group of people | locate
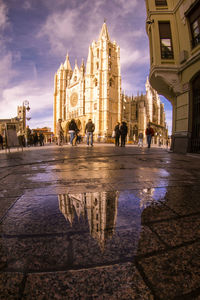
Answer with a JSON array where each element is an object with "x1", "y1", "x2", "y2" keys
[
  {"x1": 23, "y1": 127, "x2": 45, "y2": 147},
  {"x1": 113, "y1": 122, "x2": 155, "y2": 148},
  {"x1": 57, "y1": 118, "x2": 95, "y2": 147},
  {"x1": 113, "y1": 121, "x2": 128, "y2": 147},
  {"x1": 57, "y1": 118, "x2": 155, "y2": 149},
  {"x1": 0, "y1": 127, "x2": 45, "y2": 149}
]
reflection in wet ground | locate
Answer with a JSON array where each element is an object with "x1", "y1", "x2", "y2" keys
[
  {"x1": 0, "y1": 183, "x2": 200, "y2": 299},
  {"x1": 0, "y1": 147, "x2": 200, "y2": 299},
  {"x1": 0, "y1": 189, "x2": 168, "y2": 273}
]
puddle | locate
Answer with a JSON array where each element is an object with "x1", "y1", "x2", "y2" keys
[{"x1": 0, "y1": 188, "x2": 169, "y2": 272}]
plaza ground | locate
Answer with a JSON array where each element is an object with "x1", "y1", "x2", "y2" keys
[{"x1": 0, "y1": 143, "x2": 200, "y2": 299}]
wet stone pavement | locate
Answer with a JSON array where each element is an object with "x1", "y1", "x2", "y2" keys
[{"x1": 0, "y1": 144, "x2": 200, "y2": 300}]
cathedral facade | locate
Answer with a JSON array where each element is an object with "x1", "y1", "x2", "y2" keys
[
  {"x1": 54, "y1": 22, "x2": 167, "y2": 143},
  {"x1": 54, "y1": 22, "x2": 121, "y2": 140},
  {"x1": 122, "y1": 78, "x2": 168, "y2": 144}
]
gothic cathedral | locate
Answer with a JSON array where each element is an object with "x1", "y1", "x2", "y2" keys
[
  {"x1": 54, "y1": 22, "x2": 168, "y2": 144},
  {"x1": 54, "y1": 22, "x2": 121, "y2": 140}
]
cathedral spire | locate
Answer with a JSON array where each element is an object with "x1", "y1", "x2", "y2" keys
[
  {"x1": 98, "y1": 22, "x2": 110, "y2": 41},
  {"x1": 81, "y1": 58, "x2": 85, "y2": 68},
  {"x1": 64, "y1": 53, "x2": 72, "y2": 70},
  {"x1": 80, "y1": 58, "x2": 85, "y2": 75}
]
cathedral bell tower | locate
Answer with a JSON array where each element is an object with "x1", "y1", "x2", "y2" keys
[
  {"x1": 85, "y1": 22, "x2": 121, "y2": 138},
  {"x1": 54, "y1": 54, "x2": 72, "y2": 134}
]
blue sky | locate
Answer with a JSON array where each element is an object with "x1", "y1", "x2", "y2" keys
[{"x1": 0, "y1": 0, "x2": 172, "y2": 133}]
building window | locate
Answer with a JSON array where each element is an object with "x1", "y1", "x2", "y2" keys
[
  {"x1": 109, "y1": 61, "x2": 112, "y2": 71},
  {"x1": 109, "y1": 79, "x2": 112, "y2": 87},
  {"x1": 155, "y1": 0, "x2": 167, "y2": 6},
  {"x1": 96, "y1": 62, "x2": 99, "y2": 70},
  {"x1": 187, "y1": 2, "x2": 200, "y2": 48},
  {"x1": 109, "y1": 48, "x2": 111, "y2": 57},
  {"x1": 97, "y1": 48, "x2": 99, "y2": 58},
  {"x1": 159, "y1": 22, "x2": 174, "y2": 59},
  {"x1": 95, "y1": 78, "x2": 98, "y2": 86}
]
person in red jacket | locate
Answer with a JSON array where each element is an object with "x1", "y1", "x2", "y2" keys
[{"x1": 145, "y1": 124, "x2": 154, "y2": 148}]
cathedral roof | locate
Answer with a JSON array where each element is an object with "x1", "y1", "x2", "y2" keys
[{"x1": 98, "y1": 22, "x2": 110, "y2": 41}]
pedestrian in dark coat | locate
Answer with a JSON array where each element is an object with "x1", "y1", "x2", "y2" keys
[
  {"x1": 39, "y1": 132, "x2": 44, "y2": 146},
  {"x1": 120, "y1": 121, "x2": 128, "y2": 147},
  {"x1": 33, "y1": 132, "x2": 38, "y2": 146},
  {"x1": 145, "y1": 124, "x2": 154, "y2": 148},
  {"x1": 68, "y1": 119, "x2": 78, "y2": 146},
  {"x1": 85, "y1": 119, "x2": 95, "y2": 146},
  {"x1": 0, "y1": 134, "x2": 4, "y2": 149}
]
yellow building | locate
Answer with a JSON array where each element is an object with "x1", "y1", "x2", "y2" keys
[
  {"x1": 54, "y1": 22, "x2": 121, "y2": 141},
  {"x1": 145, "y1": 0, "x2": 200, "y2": 153}
]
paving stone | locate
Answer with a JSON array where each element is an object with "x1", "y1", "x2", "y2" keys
[
  {"x1": 22, "y1": 263, "x2": 153, "y2": 299},
  {"x1": 150, "y1": 214, "x2": 200, "y2": 247},
  {"x1": 0, "y1": 145, "x2": 200, "y2": 299},
  {"x1": 137, "y1": 241, "x2": 200, "y2": 299},
  {"x1": 0, "y1": 272, "x2": 24, "y2": 300}
]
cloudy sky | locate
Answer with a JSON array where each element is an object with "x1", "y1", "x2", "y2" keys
[{"x1": 0, "y1": 0, "x2": 172, "y2": 133}]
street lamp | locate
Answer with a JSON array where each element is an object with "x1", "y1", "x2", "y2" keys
[
  {"x1": 23, "y1": 100, "x2": 30, "y2": 113},
  {"x1": 23, "y1": 100, "x2": 31, "y2": 122}
]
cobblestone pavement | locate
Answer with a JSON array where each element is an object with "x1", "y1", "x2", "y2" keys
[{"x1": 0, "y1": 143, "x2": 200, "y2": 300}]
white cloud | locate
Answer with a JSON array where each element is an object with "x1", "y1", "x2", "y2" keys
[
  {"x1": 0, "y1": 52, "x2": 18, "y2": 88},
  {"x1": 116, "y1": 0, "x2": 138, "y2": 14},
  {"x1": 29, "y1": 116, "x2": 53, "y2": 130},
  {"x1": 38, "y1": 8, "x2": 81, "y2": 56},
  {"x1": 121, "y1": 48, "x2": 140, "y2": 66},
  {"x1": 37, "y1": 0, "x2": 144, "y2": 58},
  {"x1": 22, "y1": 1, "x2": 32, "y2": 10},
  {"x1": 0, "y1": 0, "x2": 8, "y2": 30}
]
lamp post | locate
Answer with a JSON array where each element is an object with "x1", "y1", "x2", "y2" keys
[{"x1": 22, "y1": 100, "x2": 31, "y2": 130}]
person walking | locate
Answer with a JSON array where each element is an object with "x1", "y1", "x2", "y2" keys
[
  {"x1": 145, "y1": 123, "x2": 154, "y2": 148},
  {"x1": 68, "y1": 119, "x2": 78, "y2": 146},
  {"x1": 33, "y1": 131, "x2": 39, "y2": 146},
  {"x1": 85, "y1": 119, "x2": 95, "y2": 146},
  {"x1": 39, "y1": 132, "x2": 45, "y2": 146},
  {"x1": 120, "y1": 121, "x2": 128, "y2": 147},
  {"x1": 138, "y1": 132, "x2": 144, "y2": 148},
  {"x1": 56, "y1": 119, "x2": 64, "y2": 146},
  {"x1": 0, "y1": 133, "x2": 4, "y2": 150},
  {"x1": 114, "y1": 122, "x2": 121, "y2": 146}
]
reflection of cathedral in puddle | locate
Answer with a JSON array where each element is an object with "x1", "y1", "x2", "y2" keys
[
  {"x1": 139, "y1": 188, "x2": 155, "y2": 209},
  {"x1": 58, "y1": 191, "x2": 118, "y2": 250}
]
